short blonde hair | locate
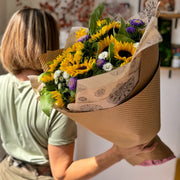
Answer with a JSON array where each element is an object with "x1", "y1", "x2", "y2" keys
[{"x1": 0, "y1": 8, "x2": 59, "y2": 74}]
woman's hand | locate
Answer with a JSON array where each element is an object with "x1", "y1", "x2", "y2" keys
[{"x1": 112, "y1": 141, "x2": 157, "y2": 160}]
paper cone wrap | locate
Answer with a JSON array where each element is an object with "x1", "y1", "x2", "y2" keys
[
  {"x1": 58, "y1": 63, "x2": 160, "y2": 148},
  {"x1": 56, "y1": 44, "x2": 174, "y2": 165}
]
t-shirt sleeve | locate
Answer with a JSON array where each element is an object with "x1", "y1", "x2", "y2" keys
[{"x1": 48, "y1": 109, "x2": 77, "y2": 146}]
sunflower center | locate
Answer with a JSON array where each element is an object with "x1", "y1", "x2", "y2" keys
[
  {"x1": 118, "y1": 50, "x2": 132, "y2": 58},
  {"x1": 77, "y1": 66, "x2": 87, "y2": 70},
  {"x1": 102, "y1": 46, "x2": 109, "y2": 52},
  {"x1": 108, "y1": 28, "x2": 119, "y2": 36}
]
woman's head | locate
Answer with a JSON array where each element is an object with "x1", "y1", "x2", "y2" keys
[{"x1": 0, "y1": 8, "x2": 59, "y2": 74}]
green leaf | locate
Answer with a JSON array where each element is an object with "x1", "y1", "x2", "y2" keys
[
  {"x1": 40, "y1": 88, "x2": 55, "y2": 117},
  {"x1": 118, "y1": 17, "x2": 127, "y2": 34},
  {"x1": 38, "y1": 73, "x2": 44, "y2": 82},
  {"x1": 109, "y1": 42, "x2": 114, "y2": 60},
  {"x1": 89, "y1": 3, "x2": 104, "y2": 35},
  {"x1": 92, "y1": 42, "x2": 99, "y2": 59},
  {"x1": 92, "y1": 63, "x2": 105, "y2": 75},
  {"x1": 70, "y1": 90, "x2": 76, "y2": 98},
  {"x1": 115, "y1": 34, "x2": 135, "y2": 43}
]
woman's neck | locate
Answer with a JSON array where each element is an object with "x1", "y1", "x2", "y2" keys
[{"x1": 15, "y1": 69, "x2": 40, "y2": 81}]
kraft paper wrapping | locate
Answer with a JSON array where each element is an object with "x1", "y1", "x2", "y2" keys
[
  {"x1": 175, "y1": 158, "x2": 180, "y2": 180},
  {"x1": 29, "y1": 4, "x2": 175, "y2": 165}
]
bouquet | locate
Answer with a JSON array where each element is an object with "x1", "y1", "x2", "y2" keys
[
  {"x1": 39, "y1": 2, "x2": 145, "y2": 115},
  {"x1": 30, "y1": 0, "x2": 175, "y2": 166}
]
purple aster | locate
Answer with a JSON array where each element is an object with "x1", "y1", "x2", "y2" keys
[
  {"x1": 68, "y1": 77, "x2": 77, "y2": 90},
  {"x1": 126, "y1": 26, "x2": 136, "y2": 34},
  {"x1": 77, "y1": 35, "x2": 90, "y2": 42},
  {"x1": 130, "y1": 19, "x2": 144, "y2": 27},
  {"x1": 96, "y1": 59, "x2": 106, "y2": 69}
]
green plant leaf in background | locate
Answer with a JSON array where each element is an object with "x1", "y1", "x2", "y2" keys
[{"x1": 89, "y1": 2, "x2": 104, "y2": 35}]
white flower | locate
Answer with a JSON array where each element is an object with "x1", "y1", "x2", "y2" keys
[
  {"x1": 58, "y1": 83, "x2": 62, "y2": 90},
  {"x1": 98, "y1": 51, "x2": 108, "y2": 60},
  {"x1": 63, "y1": 71, "x2": 70, "y2": 80},
  {"x1": 133, "y1": 42, "x2": 139, "y2": 48},
  {"x1": 53, "y1": 70, "x2": 61, "y2": 79},
  {"x1": 102, "y1": 63, "x2": 113, "y2": 72},
  {"x1": 54, "y1": 78, "x2": 58, "y2": 84},
  {"x1": 59, "y1": 76, "x2": 64, "y2": 82}
]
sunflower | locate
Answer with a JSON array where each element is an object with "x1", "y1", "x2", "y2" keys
[
  {"x1": 71, "y1": 41, "x2": 84, "y2": 51},
  {"x1": 62, "y1": 47, "x2": 73, "y2": 57},
  {"x1": 60, "y1": 57, "x2": 96, "y2": 77},
  {"x1": 98, "y1": 35, "x2": 116, "y2": 54},
  {"x1": 74, "y1": 58, "x2": 96, "y2": 77},
  {"x1": 61, "y1": 42, "x2": 84, "y2": 66},
  {"x1": 91, "y1": 21, "x2": 120, "y2": 41},
  {"x1": 113, "y1": 41, "x2": 136, "y2": 65},
  {"x1": 51, "y1": 91, "x2": 65, "y2": 108},
  {"x1": 63, "y1": 48, "x2": 83, "y2": 66},
  {"x1": 75, "y1": 28, "x2": 87, "y2": 41},
  {"x1": 40, "y1": 73, "x2": 54, "y2": 83},
  {"x1": 97, "y1": 19, "x2": 107, "y2": 27},
  {"x1": 48, "y1": 55, "x2": 63, "y2": 72}
]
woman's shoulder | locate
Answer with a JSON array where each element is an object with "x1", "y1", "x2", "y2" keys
[{"x1": 0, "y1": 73, "x2": 12, "y2": 82}]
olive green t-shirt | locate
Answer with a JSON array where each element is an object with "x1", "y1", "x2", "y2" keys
[{"x1": 0, "y1": 73, "x2": 77, "y2": 165}]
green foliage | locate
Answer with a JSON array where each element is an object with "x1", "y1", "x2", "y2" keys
[
  {"x1": 115, "y1": 34, "x2": 135, "y2": 43},
  {"x1": 108, "y1": 42, "x2": 114, "y2": 62},
  {"x1": 82, "y1": 41, "x2": 97, "y2": 61},
  {"x1": 92, "y1": 63, "x2": 105, "y2": 76},
  {"x1": 89, "y1": 3, "x2": 104, "y2": 35},
  {"x1": 40, "y1": 87, "x2": 55, "y2": 116},
  {"x1": 114, "y1": 18, "x2": 135, "y2": 43},
  {"x1": 118, "y1": 18, "x2": 128, "y2": 35}
]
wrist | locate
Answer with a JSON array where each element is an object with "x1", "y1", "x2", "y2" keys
[{"x1": 110, "y1": 145, "x2": 124, "y2": 161}]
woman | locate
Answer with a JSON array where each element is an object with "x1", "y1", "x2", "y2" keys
[{"x1": 0, "y1": 8, "x2": 156, "y2": 180}]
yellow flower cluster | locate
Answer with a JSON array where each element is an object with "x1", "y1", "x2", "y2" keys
[
  {"x1": 40, "y1": 40, "x2": 96, "y2": 84},
  {"x1": 40, "y1": 73, "x2": 54, "y2": 83},
  {"x1": 75, "y1": 28, "x2": 87, "y2": 41},
  {"x1": 48, "y1": 55, "x2": 63, "y2": 72},
  {"x1": 60, "y1": 57, "x2": 96, "y2": 77},
  {"x1": 91, "y1": 21, "x2": 121, "y2": 41},
  {"x1": 51, "y1": 91, "x2": 64, "y2": 108},
  {"x1": 97, "y1": 19, "x2": 107, "y2": 27}
]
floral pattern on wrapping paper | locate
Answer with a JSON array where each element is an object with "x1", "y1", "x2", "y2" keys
[
  {"x1": 80, "y1": 104, "x2": 103, "y2": 112},
  {"x1": 107, "y1": 76, "x2": 135, "y2": 105},
  {"x1": 132, "y1": 0, "x2": 159, "y2": 23},
  {"x1": 77, "y1": 84, "x2": 87, "y2": 92},
  {"x1": 78, "y1": 97, "x2": 87, "y2": 102},
  {"x1": 94, "y1": 88, "x2": 106, "y2": 97}
]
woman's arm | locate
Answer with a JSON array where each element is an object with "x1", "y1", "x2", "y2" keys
[{"x1": 48, "y1": 142, "x2": 156, "y2": 180}]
